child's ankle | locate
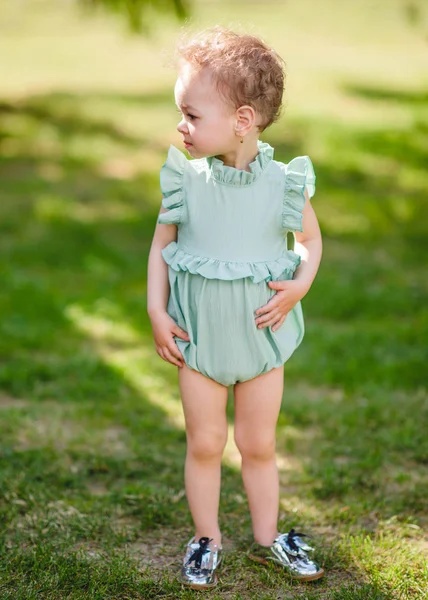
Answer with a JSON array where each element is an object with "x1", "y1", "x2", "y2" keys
[{"x1": 254, "y1": 532, "x2": 278, "y2": 546}]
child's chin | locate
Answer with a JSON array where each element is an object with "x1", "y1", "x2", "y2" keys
[
  {"x1": 186, "y1": 147, "x2": 209, "y2": 159},
  {"x1": 185, "y1": 146, "x2": 198, "y2": 157}
]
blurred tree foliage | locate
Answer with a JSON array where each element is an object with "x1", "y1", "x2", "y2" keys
[
  {"x1": 77, "y1": 1, "x2": 427, "y2": 39},
  {"x1": 404, "y1": 0, "x2": 428, "y2": 41},
  {"x1": 79, "y1": 0, "x2": 190, "y2": 32}
]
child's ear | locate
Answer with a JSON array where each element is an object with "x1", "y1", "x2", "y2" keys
[{"x1": 235, "y1": 105, "x2": 256, "y2": 136}]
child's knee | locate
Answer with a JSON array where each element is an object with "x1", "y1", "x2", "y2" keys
[
  {"x1": 235, "y1": 431, "x2": 276, "y2": 461},
  {"x1": 187, "y1": 428, "x2": 228, "y2": 461}
]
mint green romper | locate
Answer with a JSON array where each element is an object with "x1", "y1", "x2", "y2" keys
[{"x1": 158, "y1": 141, "x2": 316, "y2": 387}]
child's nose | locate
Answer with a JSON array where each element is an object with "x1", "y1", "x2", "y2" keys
[{"x1": 177, "y1": 118, "x2": 188, "y2": 135}]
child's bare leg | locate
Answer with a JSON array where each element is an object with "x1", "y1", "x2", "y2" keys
[
  {"x1": 234, "y1": 366, "x2": 284, "y2": 546},
  {"x1": 178, "y1": 364, "x2": 228, "y2": 548}
]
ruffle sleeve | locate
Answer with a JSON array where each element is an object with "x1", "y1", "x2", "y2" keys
[
  {"x1": 282, "y1": 156, "x2": 316, "y2": 232},
  {"x1": 157, "y1": 145, "x2": 187, "y2": 225}
]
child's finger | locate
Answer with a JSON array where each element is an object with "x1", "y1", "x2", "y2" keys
[
  {"x1": 168, "y1": 341, "x2": 185, "y2": 363},
  {"x1": 158, "y1": 347, "x2": 171, "y2": 362},
  {"x1": 173, "y1": 326, "x2": 190, "y2": 341},
  {"x1": 257, "y1": 313, "x2": 281, "y2": 329},
  {"x1": 268, "y1": 280, "x2": 290, "y2": 291},
  {"x1": 255, "y1": 297, "x2": 278, "y2": 316},
  {"x1": 272, "y1": 315, "x2": 287, "y2": 332},
  {"x1": 256, "y1": 308, "x2": 280, "y2": 325},
  {"x1": 163, "y1": 346, "x2": 183, "y2": 367}
]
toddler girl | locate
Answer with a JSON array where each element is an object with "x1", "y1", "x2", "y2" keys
[{"x1": 147, "y1": 27, "x2": 323, "y2": 589}]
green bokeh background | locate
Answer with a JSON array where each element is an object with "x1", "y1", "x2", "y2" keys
[{"x1": 0, "y1": 1, "x2": 427, "y2": 598}]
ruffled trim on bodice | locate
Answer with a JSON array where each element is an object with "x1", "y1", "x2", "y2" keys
[
  {"x1": 158, "y1": 141, "x2": 276, "y2": 224},
  {"x1": 161, "y1": 241, "x2": 301, "y2": 284},
  {"x1": 158, "y1": 145, "x2": 187, "y2": 225},
  {"x1": 283, "y1": 156, "x2": 316, "y2": 232},
  {"x1": 206, "y1": 141, "x2": 274, "y2": 187}
]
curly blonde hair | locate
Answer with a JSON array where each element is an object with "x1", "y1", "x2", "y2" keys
[{"x1": 176, "y1": 27, "x2": 285, "y2": 131}]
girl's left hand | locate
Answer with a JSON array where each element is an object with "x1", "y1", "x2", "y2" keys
[{"x1": 254, "y1": 280, "x2": 308, "y2": 332}]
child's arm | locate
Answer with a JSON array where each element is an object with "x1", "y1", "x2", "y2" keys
[
  {"x1": 291, "y1": 193, "x2": 323, "y2": 294},
  {"x1": 255, "y1": 192, "x2": 322, "y2": 332},
  {"x1": 147, "y1": 209, "x2": 190, "y2": 367}
]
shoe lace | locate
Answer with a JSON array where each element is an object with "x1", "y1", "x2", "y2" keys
[
  {"x1": 185, "y1": 537, "x2": 212, "y2": 568},
  {"x1": 286, "y1": 528, "x2": 311, "y2": 552}
]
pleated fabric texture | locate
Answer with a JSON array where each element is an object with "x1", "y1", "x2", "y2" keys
[{"x1": 158, "y1": 141, "x2": 316, "y2": 386}]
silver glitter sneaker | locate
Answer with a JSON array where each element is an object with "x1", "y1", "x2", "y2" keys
[
  {"x1": 283, "y1": 528, "x2": 315, "y2": 553},
  {"x1": 180, "y1": 536, "x2": 223, "y2": 589},
  {"x1": 248, "y1": 530, "x2": 324, "y2": 582}
]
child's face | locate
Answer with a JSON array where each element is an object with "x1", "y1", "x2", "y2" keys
[{"x1": 174, "y1": 63, "x2": 237, "y2": 158}]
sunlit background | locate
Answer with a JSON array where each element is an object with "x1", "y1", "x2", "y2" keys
[{"x1": 1, "y1": 1, "x2": 427, "y2": 598}]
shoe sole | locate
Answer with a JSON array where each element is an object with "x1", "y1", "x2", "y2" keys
[
  {"x1": 248, "y1": 554, "x2": 324, "y2": 582},
  {"x1": 181, "y1": 577, "x2": 217, "y2": 590}
]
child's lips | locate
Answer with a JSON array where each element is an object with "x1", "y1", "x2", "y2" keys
[{"x1": 184, "y1": 141, "x2": 193, "y2": 148}]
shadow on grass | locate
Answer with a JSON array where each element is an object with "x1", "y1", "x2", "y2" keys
[
  {"x1": 0, "y1": 88, "x2": 174, "y2": 150},
  {"x1": 342, "y1": 83, "x2": 428, "y2": 106},
  {"x1": 0, "y1": 86, "x2": 427, "y2": 598}
]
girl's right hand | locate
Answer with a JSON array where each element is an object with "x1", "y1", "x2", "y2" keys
[{"x1": 150, "y1": 311, "x2": 190, "y2": 368}]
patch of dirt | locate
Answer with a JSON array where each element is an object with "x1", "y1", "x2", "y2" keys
[
  {"x1": 112, "y1": 515, "x2": 140, "y2": 536},
  {"x1": 289, "y1": 383, "x2": 345, "y2": 403},
  {"x1": 69, "y1": 540, "x2": 106, "y2": 561},
  {"x1": 101, "y1": 425, "x2": 130, "y2": 454},
  {"x1": 124, "y1": 529, "x2": 193, "y2": 573},
  {"x1": 277, "y1": 454, "x2": 304, "y2": 474},
  {"x1": 86, "y1": 481, "x2": 109, "y2": 496},
  {"x1": 121, "y1": 528, "x2": 238, "y2": 575},
  {"x1": 127, "y1": 540, "x2": 177, "y2": 570},
  {"x1": 0, "y1": 394, "x2": 29, "y2": 409}
]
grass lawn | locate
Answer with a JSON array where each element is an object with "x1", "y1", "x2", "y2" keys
[{"x1": 0, "y1": 1, "x2": 427, "y2": 598}]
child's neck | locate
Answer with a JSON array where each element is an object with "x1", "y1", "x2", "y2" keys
[{"x1": 216, "y1": 139, "x2": 260, "y2": 172}]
